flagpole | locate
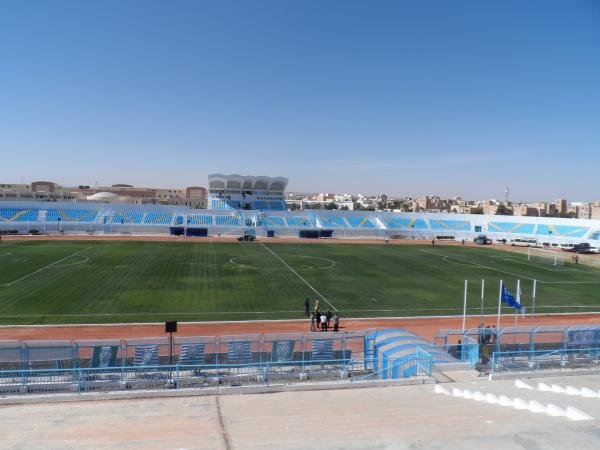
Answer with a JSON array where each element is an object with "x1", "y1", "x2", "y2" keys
[
  {"x1": 462, "y1": 279, "x2": 468, "y2": 332},
  {"x1": 480, "y1": 279, "x2": 485, "y2": 327},
  {"x1": 515, "y1": 279, "x2": 520, "y2": 327},
  {"x1": 496, "y1": 279, "x2": 503, "y2": 330},
  {"x1": 531, "y1": 279, "x2": 537, "y2": 317}
]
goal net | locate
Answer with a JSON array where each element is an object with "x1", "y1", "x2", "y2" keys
[{"x1": 527, "y1": 247, "x2": 566, "y2": 266}]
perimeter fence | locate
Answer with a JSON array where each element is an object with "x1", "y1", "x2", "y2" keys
[
  {"x1": 0, "y1": 330, "x2": 440, "y2": 395},
  {"x1": 489, "y1": 347, "x2": 600, "y2": 378},
  {"x1": 435, "y1": 324, "x2": 600, "y2": 377}
]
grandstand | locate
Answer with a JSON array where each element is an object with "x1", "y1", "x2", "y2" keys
[
  {"x1": 345, "y1": 214, "x2": 376, "y2": 228},
  {"x1": 429, "y1": 219, "x2": 471, "y2": 232},
  {"x1": 1, "y1": 169, "x2": 600, "y2": 249},
  {"x1": 45, "y1": 209, "x2": 99, "y2": 223},
  {"x1": 488, "y1": 221, "x2": 536, "y2": 234},
  {"x1": 0, "y1": 208, "x2": 39, "y2": 222},
  {"x1": 215, "y1": 214, "x2": 241, "y2": 226},
  {"x1": 111, "y1": 211, "x2": 144, "y2": 224},
  {"x1": 187, "y1": 214, "x2": 212, "y2": 226},
  {"x1": 257, "y1": 215, "x2": 287, "y2": 227},
  {"x1": 536, "y1": 224, "x2": 590, "y2": 238},
  {"x1": 1, "y1": 199, "x2": 600, "y2": 248},
  {"x1": 143, "y1": 212, "x2": 173, "y2": 225},
  {"x1": 318, "y1": 214, "x2": 348, "y2": 228},
  {"x1": 285, "y1": 215, "x2": 314, "y2": 227},
  {"x1": 381, "y1": 216, "x2": 428, "y2": 230},
  {"x1": 207, "y1": 174, "x2": 288, "y2": 211}
]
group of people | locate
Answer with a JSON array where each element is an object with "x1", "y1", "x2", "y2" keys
[
  {"x1": 305, "y1": 298, "x2": 340, "y2": 332},
  {"x1": 478, "y1": 324, "x2": 497, "y2": 345}
]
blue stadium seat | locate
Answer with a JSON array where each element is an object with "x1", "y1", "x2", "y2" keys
[
  {"x1": 487, "y1": 222, "x2": 535, "y2": 234},
  {"x1": 257, "y1": 216, "x2": 287, "y2": 227},
  {"x1": 144, "y1": 212, "x2": 173, "y2": 225},
  {"x1": 0, "y1": 209, "x2": 39, "y2": 222},
  {"x1": 536, "y1": 224, "x2": 589, "y2": 238},
  {"x1": 187, "y1": 214, "x2": 212, "y2": 225},
  {"x1": 268, "y1": 201, "x2": 286, "y2": 211},
  {"x1": 346, "y1": 216, "x2": 375, "y2": 228},
  {"x1": 286, "y1": 216, "x2": 313, "y2": 227},
  {"x1": 215, "y1": 215, "x2": 241, "y2": 226},
  {"x1": 46, "y1": 209, "x2": 98, "y2": 223},
  {"x1": 383, "y1": 217, "x2": 428, "y2": 229},
  {"x1": 254, "y1": 201, "x2": 269, "y2": 210},
  {"x1": 429, "y1": 219, "x2": 470, "y2": 231},
  {"x1": 211, "y1": 199, "x2": 238, "y2": 210},
  {"x1": 111, "y1": 211, "x2": 144, "y2": 224},
  {"x1": 319, "y1": 215, "x2": 347, "y2": 228}
]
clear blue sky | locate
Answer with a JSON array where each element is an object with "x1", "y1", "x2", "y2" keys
[{"x1": 1, "y1": 0, "x2": 599, "y2": 201}]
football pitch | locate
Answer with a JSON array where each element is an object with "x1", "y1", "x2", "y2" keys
[{"x1": 1, "y1": 240, "x2": 600, "y2": 325}]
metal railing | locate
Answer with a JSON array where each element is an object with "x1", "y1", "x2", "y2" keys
[
  {"x1": 0, "y1": 358, "x2": 371, "y2": 395},
  {"x1": 0, "y1": 355, "x2": 434, "y2": 396},
  {"x1": 490, "y1": 347, "x2": 600, "y2": 378}
]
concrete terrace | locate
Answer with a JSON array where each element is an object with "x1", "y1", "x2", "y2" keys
[{"x1": 2, "y1": 374, "x2": 600, "y2": 449}]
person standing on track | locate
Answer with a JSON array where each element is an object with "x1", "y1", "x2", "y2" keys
[
  {"x1": 333, "y1": 314, "x2": 339, "y2": 332},
  {"x1": 320, "y1": 313, "x2": 328, "y2": 331},
  {"x1": 314, "y1": 299, "x2": 320, "y2": 328},
  {"x1": 310, "y1": 312, "x2": 316, "y2": 332},
  {"x1": 304, "y1": 297, "x2": 310, "y2": 316}
]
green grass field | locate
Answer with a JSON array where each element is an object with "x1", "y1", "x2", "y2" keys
[{"x1": 1, "y1": 240, "x2": 600, "y2": 324}]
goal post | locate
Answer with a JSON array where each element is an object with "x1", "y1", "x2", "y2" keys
[{"x1": 527, "y1": 247, "x2": 564, "y2": 266}]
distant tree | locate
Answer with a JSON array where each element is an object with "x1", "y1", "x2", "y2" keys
[
  {"x1": 377, "y1": 194, "x2": 388, "y2": 210},
  {"x1": 495, "y1": 204, "x2": 513, "y2": 215},
  {"x1": 560, "y1": 211, "x2": 577, "y2": 218},
  {"x1": 326, "y1": 202, "x2": 338, "y2": 210},
  {"x1": 340, "y1": 205, "x2": 349, "y2": 210},
  {"x1": 359, "y1": 205, "x2": 376, "y2": 211}
]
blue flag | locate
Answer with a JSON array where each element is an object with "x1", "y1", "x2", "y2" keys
[{"x1": 501, "y1": 285, "x2": 522, "y2": 310}]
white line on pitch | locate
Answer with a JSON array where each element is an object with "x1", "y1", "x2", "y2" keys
[
  {"x1": 3, "y1": 246, "x2": 92, "y2": 287},
  {"x1": 421, "y1": 249, "x2": 542, "y2": 282},
  {"x1": 260, "y1": 242, "x2": 338, "y2": 311},
  {"x1": 0, "y1": 253, "x2": 12, "y2": 258}
]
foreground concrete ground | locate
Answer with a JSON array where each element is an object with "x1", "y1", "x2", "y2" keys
[{"x1": 2, "y1": 374, "x2": 600, "y2": 449}]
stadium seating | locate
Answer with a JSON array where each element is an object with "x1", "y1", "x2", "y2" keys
[
  {"x1": 257, "y1": 215, "x2": 287, "y2": 227},
  {"x1": 346, "y1": 216, "x2": 375, "y2": 228},
  {"x1": 536, "y1": 224, "x2": 589, "y2": 238},
  {"x1": 383, "y1": 217, "x2": 428, "y2": 229},
  {"x1": 253, "y1": 201, "x2": 269, "y2": 210},
  {"x1": 187, "y1": 214, "x2": 212, "y2": 225},
  {"x1": 319, "y1": 215, "x2": 348, "y2": 228},
  {"x1": 215, "y1": 215, "x2": 241, "y2": 226},
  {"x1": 0, "y1": 209, "x2": 39, "y2": 222},
  {"x1": 488, "y1": 222, "x2": 535, "y2": 234},
  {"x1": 211, "y1": 199, "x2": 239, "y2": 210},
  {"x1": 268, "y1": 201, "x2": 286, "y2": 211},
  {"x1": 286, "y1": 216, "x2": 313, "y2": 227},
  {"x1": 429, "y1": 219, "x2": 470, "y2": 231},
  {"x1": 111, "y1": 211, "x2": 144, "y2": 224},
  {"x1": 45, "y1": 209, "x2": 98, "y2": 223},
  {"x1": 144, "y1": 212, "x2": 173, "y2": 225}
]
